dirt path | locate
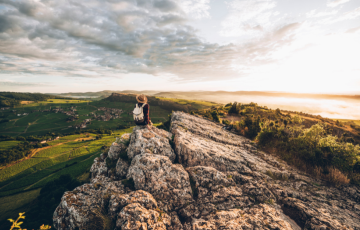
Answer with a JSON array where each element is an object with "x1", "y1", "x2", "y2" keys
[
  {"x1": 0, "y1": 143, "x2": 65, "y2": 171},
  {"x1": 0, "y1": 136, "x2": 94, "y2": 171},
  {"x1": 22, "y1": 119, "x2": 39, "y2": 134}
]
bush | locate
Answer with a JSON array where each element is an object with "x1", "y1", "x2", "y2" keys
[
  {"x1": 222, "y1": 120, "x2": 231, "y2": 126},
  {"x1": 325, "y1": 166, "x2": 350, "y2": 186},
  {"x1": 211, "y1": 111, "x2": 221, "y2": 123}
]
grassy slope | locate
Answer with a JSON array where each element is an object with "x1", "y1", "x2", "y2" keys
[
  {"x1": 1, "y1": 95, "x2": 218, "y2": 137},
  {"x1": 0, "y1": 128, "x2": 133, "y2": 225},
  {"x1": 336, "y1": 119, "x2": 360, "y2": 126},
  {"x1": 20, "y1": 99, "x2": 91, "y2": 107},
  {"x1": 0, "y1": 189, "x2": 41, "y2": 220},
  {"x1": 0, "y1": 141, "x2": 22, "y2": 150},
  {"x1": 155, "y1": 97, "x2": 220, "y2": 110}
]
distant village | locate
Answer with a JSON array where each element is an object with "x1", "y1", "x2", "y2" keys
[{"x1": 6, "y1": 106, "x2": 124, "y2": 129}]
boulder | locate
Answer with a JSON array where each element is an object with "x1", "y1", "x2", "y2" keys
[
  {"x1": 171, "y1": 111, "x2": 247, "y2": 147},
  {"x1": 127, "y1": 126, "x2": 176, "y2": 162},
  {"x1": 191, "y1": 204, "x2": 294, "y2": 230},
  {"x1": 172, "y1": 122, "x2": 288, "y2": 178},
  {"x1": 90, "y1": 157, "x2": 108, "y2": 179},
  {"x1": 107, "y1": 142, "x2": 125, "y2": 160},
  {"x1": 127, "y1": 153, "x2": 193, "y2": 212},
  {"x1": 115, "y1": 158, "x2": 130, "y2": 179},
  {"x1": 108, "y1": 133, "x2": 130, "y2": 160},
  {"x1": 53, "y1": 177, "x2": 124, "y2": 230},
  {"x1": 179, "y1": 166, "x2": 252, "y2": 219},
  {"x1": 116, "y1": 203, "x2": 171, "y2": 230},
  {"x1": 108, "y1": 190, "x2": 158, "y2": 219}
]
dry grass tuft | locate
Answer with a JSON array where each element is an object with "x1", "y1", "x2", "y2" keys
[
  {"x1": 326, "y1": 167, "x2": 350, "y2": 186},
  {"x1": 313, "y1": 166, "x2": 322, "y2": 179}
]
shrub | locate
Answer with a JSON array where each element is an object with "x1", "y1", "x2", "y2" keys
[
  {"x1": 8, "y1": 213, "x2": 51, "y2": 230},
  {"x1": 222, "y1": 120, "x2": 231, "y2": 125},
  {"x1": 326, "y1": 166, "x2": 350, "y2": 186},
  {"x1": 211, "y1": 111, "x2": 221, "y2": 123}
]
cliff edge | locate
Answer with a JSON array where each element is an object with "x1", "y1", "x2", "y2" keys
[{"x1": 53, "y1": 111, "x2": 360, "y2": 230}]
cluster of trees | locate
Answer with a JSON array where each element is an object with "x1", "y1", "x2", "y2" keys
[
  {"x1": 0, "y1": 142, "x2": 44, "y2": 165},
  {"x1": 0, "y1": 133, "x2": 61, "y2": 165},
  {"x1": 0, "y1": 92, "x2": 66, "y2": 108},
  {"x1": 192, "y1": 102, "x2": 360, "y2": 185},
  {"x1": 0, "y1": 134, "x2": 53, "y2": 142}
]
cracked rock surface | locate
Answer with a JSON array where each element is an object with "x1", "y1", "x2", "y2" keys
[
  {"x1": 54, "y1": 111, "x2": 360, "y2": 230},
  {"x1": 127, "y1": 126, "x2": 176, "y2": 162}
]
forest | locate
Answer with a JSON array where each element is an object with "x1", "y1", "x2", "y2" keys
[{"x1": 0, "y1": 92, "x2": 67, "y2": 107}]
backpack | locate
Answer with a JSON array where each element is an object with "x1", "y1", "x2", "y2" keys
[{"x1": 133, "y1": 103, "x2": 147, "y2": 125}]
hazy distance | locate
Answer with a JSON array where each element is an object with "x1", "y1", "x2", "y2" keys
[{"x1": 57, "y1": 90, "x2": 360, "y2": 120}]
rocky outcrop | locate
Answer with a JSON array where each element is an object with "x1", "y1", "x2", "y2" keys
[
  {"x1": 127, "y1": 126, "x2": 176, "y2": 162},
  {"x1": 90, "y1": 157, "x2": 108, "y2": 180},
  {"x1": 54, "y1": 111, "x2": 360, "y2": 230},
  {"x1": 53, "y1": 176, "x2": 124, "y2": 229},
  {"x1": 127, "y1": 153, "x2": 193, "y2": 212}
]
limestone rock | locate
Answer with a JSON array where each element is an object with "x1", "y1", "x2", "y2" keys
[
  {"x1": 116, "y1": 203, "x2": 171, "y2": 230},
  {"x1": 54, "y1": 112, "x2": 360, "y2": 230},
  {"x1": 116, "y1": 133, "x2": 131, "y2": 144},
  {"x1": 90, "y1": 157, "x2": 108, "y2": 179},
  {"x1": 107, "y1": 142, "x2": 125, "y2": 160},
  {"x1": 115, "y1": 158, "x2": 130, "y2": 179},
  {"x1": 107, "y1": 133, "x2": 131, "y2": 160},
  {"x1": 53, "y1": 178, "x2": 124, "y2": 230},
  {"x1": 127, "y1": 153, "x2": 193, "y2": 212},
  {"x1": 171, "y1": 111, "x2": 247, "y2": 146},
  {"x1": 185, "y1": 166, "x2": 251, "y2": 215},
  {"x1": 191, "y1": 204, "x2": 294, "y2": 229},
  {"x1": 108, "y1": 190, "x2": 158, "y2": 219},
  {"x1": 127, "y1": 126, "x2": 176, "y2": 162}
]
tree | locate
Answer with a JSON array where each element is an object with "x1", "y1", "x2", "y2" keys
[{"x1": 211, "y1": 111, "x2": 221, "y2": 123}]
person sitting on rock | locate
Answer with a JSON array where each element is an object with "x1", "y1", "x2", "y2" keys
[{"x1": 133, "y1": 94, "x2": 152, "y2": 130}]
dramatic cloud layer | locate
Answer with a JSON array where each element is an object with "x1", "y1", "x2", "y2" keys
[{"x1": 0, "y1": 0, "x2": 359, "y2": 93}]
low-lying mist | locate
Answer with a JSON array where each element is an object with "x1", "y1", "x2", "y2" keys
[{"x1": 192, "y1": 94, "x2": 360, "y2": 120}]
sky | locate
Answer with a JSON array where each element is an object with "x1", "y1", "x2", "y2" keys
[{"x1": 0, "y1": 0, "x2": 360, "y2": 94}]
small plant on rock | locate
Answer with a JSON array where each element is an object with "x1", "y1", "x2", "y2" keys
[{"x1": 8, "y1": 213, "x2": 51, "y2": 230}]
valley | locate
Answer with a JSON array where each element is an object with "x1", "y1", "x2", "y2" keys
[{"x1": 1, "y1": 91, "x2": 359, "y2": 229}]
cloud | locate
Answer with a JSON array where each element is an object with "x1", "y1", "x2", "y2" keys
[
  {"x1": 322, "y1": 6, "x2": 360, "y2": 24},
  {"x1": 220, "y1": 0, "x2": 278, "y2": 37},
  {"x1": 0, "y1": 0, "x2": 306, "y2": 83},
  {"x1": 306, "y1": 9, "x2": 338, "y2": 18},
  {"x1": 346, "y1": 26, "x2": 360, "y2": 33},
  {"x1": 0, "y1": 80, "x2": 51, "y2": 87},
  {"x1": 327, "y1": 0, "x2": 351, "y2": 8}
]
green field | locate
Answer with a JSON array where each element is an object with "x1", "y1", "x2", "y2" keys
[
  {"x1": 0, "y1": 128, "x2": 133, "y2": 227},
  {"x1": 336, "y1": 119, "x2": 360, "y2": 126},
  {"x1": 156, "y1": 97, "x2": 220, "y2": 110},
  {"x1": 0, "y1": 189, "x2": 41, "y2": 220},
  {"x1": 0, "y1": 141, "x2": 21, "y2": 150},
  {"x1": 0, "y1": 99, "x2": 171, "y2": 137},
  {"x1": 20, "y1": 99, "x2": 91, "y2": 107}
]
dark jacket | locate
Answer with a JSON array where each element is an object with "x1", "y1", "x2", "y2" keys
[{"x1": 136, "y1": 103, "x2": 150, "y2": 125}]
